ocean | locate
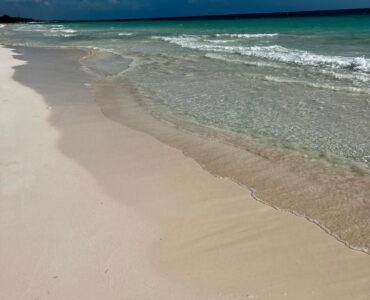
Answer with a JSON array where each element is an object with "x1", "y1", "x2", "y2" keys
[{"x1": 1, "y1": 14, "x2": 370, "y2": 252}]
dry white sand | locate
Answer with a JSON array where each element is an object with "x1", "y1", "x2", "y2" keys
[{"x1": 0, "y1": 45, "x2": 370, "y2": 300}]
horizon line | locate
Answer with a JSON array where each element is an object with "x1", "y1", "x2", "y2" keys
[{"x1": 52, "y1": 7, "x2": 370, "y2": 22}]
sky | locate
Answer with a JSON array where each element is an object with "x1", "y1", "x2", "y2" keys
[{"x1": 1, "y1": 0, "x2": 369, "y2": 20}]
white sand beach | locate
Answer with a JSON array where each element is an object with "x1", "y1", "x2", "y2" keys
[{"x1": 1, "y1": 45, "x2": 370, "y2": 300}]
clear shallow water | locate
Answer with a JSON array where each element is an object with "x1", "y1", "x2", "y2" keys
[{"x1": 2, "y1": 15, "x2": 369, "y2": 170}]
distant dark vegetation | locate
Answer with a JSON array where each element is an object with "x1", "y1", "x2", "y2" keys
[
  {"x1": 1, "y1": 7, "x2": 370, "y2": 24},
  {"x1": 0, "y1": 14, "x2": 35, "y2": 23},
  {"x1": 72, "y1": 8, "x2": 370, "y2": 22}
]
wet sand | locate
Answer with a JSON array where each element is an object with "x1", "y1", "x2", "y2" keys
[{"x1": 1, "y1": 45, "x2": 370, "y2": 299}]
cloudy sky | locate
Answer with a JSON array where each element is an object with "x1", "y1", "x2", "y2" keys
[{"x1": 1, "y1": 0, "x2": 369, "y2": 20}]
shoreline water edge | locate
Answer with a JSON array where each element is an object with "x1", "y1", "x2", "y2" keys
[
  {"x1": 1, "y1": 14, "x2": 369, "y2": 254},
  {"x1": 89, "y1": 56, "x2": 370, "y2": 254}
]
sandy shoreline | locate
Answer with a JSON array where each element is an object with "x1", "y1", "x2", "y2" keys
[{"x1": 1, "y1": 45, "x2": 370, "y2": 299}]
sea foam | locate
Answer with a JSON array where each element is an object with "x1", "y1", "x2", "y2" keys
[
  {"x1": 215, "y1": 33, "x2": 279, "y2": 38},
  {"x1": 154, "y1": 35, "x2": 370, "y2": 73}
]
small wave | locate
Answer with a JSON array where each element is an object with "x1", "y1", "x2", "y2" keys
[
  {"x1": 215, "y1": 33, "x2": 279, "y2": 38},
  {"x1": 320, "y1": 69, "x2": 369, "y2": 83},
  {"x1": 58, "y1": 29, "x2": 77, "y2": 34},
  {"x1": 204, "y1": 39, "x2": 236, "y2": 44},
  {"x1": 152, "y1": 35, "x2": 201, "y2": 44},
  {"x1": 152, "y1": 34, "x2": 207, "y2": 42},
  {"x1": 43, "y1": 32, "x2": 77, "y2": 38},
  {"x1": 14, "y1": 24, "x2": 78, "y2": 36},
  {"x1": 0, "y1": 24, "x2": 6, "y2": 29},
  {"x1": 240, "y1": 45, "x2": 370, "y2": 73},
  {"x1": 205, "y1": 53, "x2": 284, "y2": 69},
  {"x1": 154, "y1": 35, "x2": 370, "y2": 73},
  {"x1": 44, "y1": 33, "x2": 77, "y2": 38},
  {"x1": 14, "y1": 24, "x2": 48, "y2": 32},
  {"x1": 263, "y1": 75, "x2": 370, "y2": 94},
  {"x1": 118, "y1": 32, "x2": 134, "y2": 36},
  {"x1": 205, "y1": 53, "x2": 370, "y2": 93},
  {"x1": 49, "y1": 28, "x2": 77, "y2": 34}
]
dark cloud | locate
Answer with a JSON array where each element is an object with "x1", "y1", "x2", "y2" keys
[{"x1": 1, "y1": 0, "x2": 369, "y2": 20}]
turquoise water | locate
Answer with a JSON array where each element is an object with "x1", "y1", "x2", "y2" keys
[{"x1": 1, "y1": 15, "x2": 370, "y2": 169}]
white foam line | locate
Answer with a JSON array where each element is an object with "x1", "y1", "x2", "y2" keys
[
  {"x1": 154, "y1": 35, "x2": 370, "y2": 73},
  {"x1": 249, "y1": 188, "x2": 369, "y2": 255},
  {"x1": 215, "y1": 33, "x2": 279, "y2": 38},
  {"x1": 118, "y1": 33, "x2": 134, "y2": 36}
]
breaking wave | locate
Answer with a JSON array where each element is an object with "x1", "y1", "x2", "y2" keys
[
  {"x1": 118, "y1": 32, "x2": 134, "y2": 36},
  {"x1": 14, "y1": 24, "x2": 78, "y2": 37},
  {"x1": 215, "y1": 33, "x2": 279, "y2": 38},
  {"x1": 153, "y1": 35, "x2": 370, "y2": 73}
]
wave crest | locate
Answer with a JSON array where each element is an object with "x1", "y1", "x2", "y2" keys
[
  {"x1": 215, "y1": 33, "x2": 279, "y2": 38},
  {"x1": 153, "y1": 35, "x2": 370, "y2": 74}
]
